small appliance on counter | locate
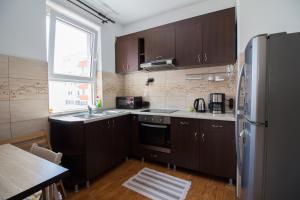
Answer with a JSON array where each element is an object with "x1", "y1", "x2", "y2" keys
[
  {"x1": 116, "y1": 96, "x2": 143, "y2": 109},
  {"x1": 193, "y1": 98, "x2": 206, "y2": 112},
  {"x1": 208, "y1": 93, "x2": 225, "y2": 114}
]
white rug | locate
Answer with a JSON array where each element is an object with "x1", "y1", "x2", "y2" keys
[{"x1": 123, "y1": 168, "x2": 191, "y2": 200}]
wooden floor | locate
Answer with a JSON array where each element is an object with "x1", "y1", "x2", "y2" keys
[{"x1": 67, "y1": 159, "x2": 236, "y2": 200}]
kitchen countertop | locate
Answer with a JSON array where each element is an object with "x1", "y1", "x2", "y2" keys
[{"x1": 49, "y1": 109, "x2": 235, "y2": 124}]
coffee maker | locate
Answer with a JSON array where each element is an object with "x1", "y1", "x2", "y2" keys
[{"x1": 208, "y1": 93, "x2": 225, "y2": 114}]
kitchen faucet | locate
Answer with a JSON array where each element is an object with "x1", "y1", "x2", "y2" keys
[{"x1": 88, "y1": 105, "x2": 93, "y2": 115}]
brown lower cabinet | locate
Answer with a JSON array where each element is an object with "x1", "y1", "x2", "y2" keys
[
  {"x1": 171, "y1": 118, "x2": 201, "y2": 171},
  {"x1": 171, "y1": 117, "x2": 236, "y2": 179},
  {"x1": 49, "y1": 115, "x2": 130, "y2": 187},
  {"x1": 199, "y1": 120, "x2": 236, "y2": 178},
  {"x1": 50, "y1": 114, "x2": 235, "y2": 188}
]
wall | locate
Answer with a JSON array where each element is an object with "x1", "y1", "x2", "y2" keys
[
  {"x1": 97, "y1": 65, "x2": 237, "y2": 111},
  {"x1": 100, "y1": 23, "x2": 123, "y2": 72},
  {"x1": 0, "y1": 1, "x2": 49, "y2": 140},
  {"x1": 122, "y1": 65, "x2": 237, "y2": 111},
  {"x1": 0, "y1": 0, "x2": 47, "y2": 61},
  {"x1": 122, "y1": 0, "x2": 236, "y2": 35},
  {"x1": 0, "y1": 55, "x2": 49, "y2": 140},
  {"x1": 237, "y1": 0, "x2": 300, "y2": 53}
]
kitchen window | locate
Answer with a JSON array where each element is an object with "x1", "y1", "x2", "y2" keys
[{"x1": 47, "y1": 10, "x2": 97, "y2": 113}]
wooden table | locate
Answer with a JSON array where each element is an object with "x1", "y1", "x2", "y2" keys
[{"x1": 0, "y1": 144, "x2": 68, "y2": 200}]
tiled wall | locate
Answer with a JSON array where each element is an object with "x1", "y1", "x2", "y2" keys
[
  {"x1": 0, "y1": 55, "x2": 48, "y2": 140},
  {"x1": 96, "y1": 71, "x2": 125, "y2": 109},
  {"x1": 98, "y1": 65, "x2": 237, "y2": 111}
]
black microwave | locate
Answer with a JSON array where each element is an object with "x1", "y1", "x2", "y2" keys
[{"x1": 116, "y1": 96, "x2": 143, "y2": 109}]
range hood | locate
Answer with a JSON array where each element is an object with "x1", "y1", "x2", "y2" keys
[{"x1": 140, "y1": 58, "x2": 176, "y2": 71}]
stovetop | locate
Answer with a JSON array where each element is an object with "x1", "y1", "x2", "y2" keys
[{"x1": 140, "y1": 109, "x2": 178, "y2": 114}]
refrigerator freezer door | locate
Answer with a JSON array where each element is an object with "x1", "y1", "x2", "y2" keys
[{"x1": 244, "y1": 35, "x2": 267, "y2": 125}]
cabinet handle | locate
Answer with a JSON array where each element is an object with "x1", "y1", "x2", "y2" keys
[
  {"x1": 194, "y1": 132, "x2": 198, "y2": 141},
  {"x1": 155, "y1": 56, "x2": 162, "y2": 59},
  {"x1": 127, "y1": 64, "x2": 129, "y2": 71},
  {"x1": 197, "y1": 54, "x2": 201, "y2": 63},
  {"x1": 211, "y1": 124, "x2": 223, "y2": 128},
  {"x1": 204, "y1": 53, "x2": 208, "y2": 63},
  {"x1": 112, "y1": 119, "x2": 115, "y2": 125},
  {"x1": 202, "y1": 133, "x2": 205, "y2": 143},
  {"x1": 180, "y1": 121, "x2": 189, "y2": 125}
]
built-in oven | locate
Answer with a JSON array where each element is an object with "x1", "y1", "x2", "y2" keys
[{"x1": 138, "y1": 115, "x2": 171, "y2": 154}]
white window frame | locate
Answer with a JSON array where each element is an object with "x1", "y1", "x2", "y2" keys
[{"x1": 47, "y1": 9, "x2": 98, "y2": 113}]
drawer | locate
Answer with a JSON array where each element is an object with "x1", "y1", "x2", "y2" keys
[
  {"x1": 204, "y1": 120, "x2": 234, "y2": 133},
  {"x1": 142, "y1": 149, "x2": 172, "y2": 164}
]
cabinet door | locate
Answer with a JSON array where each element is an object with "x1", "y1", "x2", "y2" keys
[
  {"x1": 202, "y1": 8, "x2": 236, "y2": 65},
  {"x1": 126, "y1": 36, "x2": 139, "y2": 72},
  {"x1": 99, "y1": 119, "x2": 114, "y2": 172},
  {"x1": 112, "y1": 115, "x2": 130, "y2": 165},
  {"x1": 171, "y1": 118, "x2": 200, "y2": 171},
  {"x1": 145, "y1": 26, "x2": 175, "y2": 62},
  {"x1": 175, "y1": 18, "x2": 202, "y2": 67},
  {"x1": 115, "y1": 37, "x2": 127, "y2": 73},
  {"x1": 85, "y1": 120, "x2": 111, "y2": 178},
  {"x1": 200, "y1": 120, "x2": 236, "y2": 178}
]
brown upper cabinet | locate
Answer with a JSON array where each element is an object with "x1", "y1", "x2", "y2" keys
[
  {"x1": 115, "y1": 35, "x2": 139, "y2": 73},
  {"x1": 201, "y1": 8, "x2": 236, "y2": 66},
  {"x1": 145, "y1": 26, "x2": 176, "y2": 62},
  {"x1": 115, "y1": 7, "x2": 236, "y2": 73},
  {"x1": 174, "y1": 17, "x2": 203, "y2": 66},
  {"x1": 175, "y1": 8, "x2": 236, "y2": 67}
]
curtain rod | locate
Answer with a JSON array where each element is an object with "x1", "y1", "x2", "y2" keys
[{"x1": 66, "y1": 0, "x2": 115, "y2": 24}]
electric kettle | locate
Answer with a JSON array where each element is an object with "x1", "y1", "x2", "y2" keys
[{"x1": 193, "y1": 98, "x2": 206, "y2": 113}]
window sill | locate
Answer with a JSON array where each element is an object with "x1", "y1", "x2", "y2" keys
[{"x1": 49, "y1": 109, "x2": 88, "y2": 116}]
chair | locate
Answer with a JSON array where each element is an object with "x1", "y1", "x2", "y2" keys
[
  {"x1": 0, "y1": 131, "x2": 51, "y2": 151},
  {"x1": 31, "y1": 143, "x2": 63, "y2": 200},
  {"x1": 0, "y1": 131, "x2": 67, "y2": 199}
]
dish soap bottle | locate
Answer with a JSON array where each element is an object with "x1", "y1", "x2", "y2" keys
[{"x1": 96, "y1": 96, "x2": 102, "y2": 109}]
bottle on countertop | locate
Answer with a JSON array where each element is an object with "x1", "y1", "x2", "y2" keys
[{"x1": 96, "y1": 96, "x2": 102, "y2": 109}]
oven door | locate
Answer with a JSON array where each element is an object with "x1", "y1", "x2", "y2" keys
[{"x1": 139, "y1": 123, "x2": 171, "y2": 153}]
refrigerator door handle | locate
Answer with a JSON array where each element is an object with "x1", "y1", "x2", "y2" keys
[
  {"x1": 235, "y1": 64, "x2": 245, "y2": 199},
  {"x1": 235, "y1": 64, "x2": 246, "y2": 173},
  {"x1": 236, "y1": 64, "x2": 246, "y2": 113}
]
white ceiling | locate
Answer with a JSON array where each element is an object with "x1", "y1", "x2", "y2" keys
[{"x1": 81, "y1": 0, "x2": 208, "y2": 24}]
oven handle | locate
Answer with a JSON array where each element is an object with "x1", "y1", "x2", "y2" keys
[{"x1": 141, "y1": 123, "x2": 168, "y2": 129}]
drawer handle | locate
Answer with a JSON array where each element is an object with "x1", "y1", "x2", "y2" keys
[
  {"x1": 212, "y1": 124, "x2": 223, "y2": 128},
  {"x1": 180, "y1": 121, "x2": 189, "y2": 125}
]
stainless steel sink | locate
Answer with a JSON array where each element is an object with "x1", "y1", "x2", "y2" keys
[
  {"x1": 103, "y1": 110, "x2": 124, "y2": 115},
  {"x1": 73, "y1": 110, "x2": 125, "y2": 120},
  {"x1": 73, "y1": 114, "x2": 102, "y2": 119},
  {"x1": 94, "y1": 110, "x2": 125, "y2": 115}
]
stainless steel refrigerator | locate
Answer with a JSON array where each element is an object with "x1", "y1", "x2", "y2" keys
[{"x1": 236, "y1": 32, "x2": 300, "y2": 200}]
